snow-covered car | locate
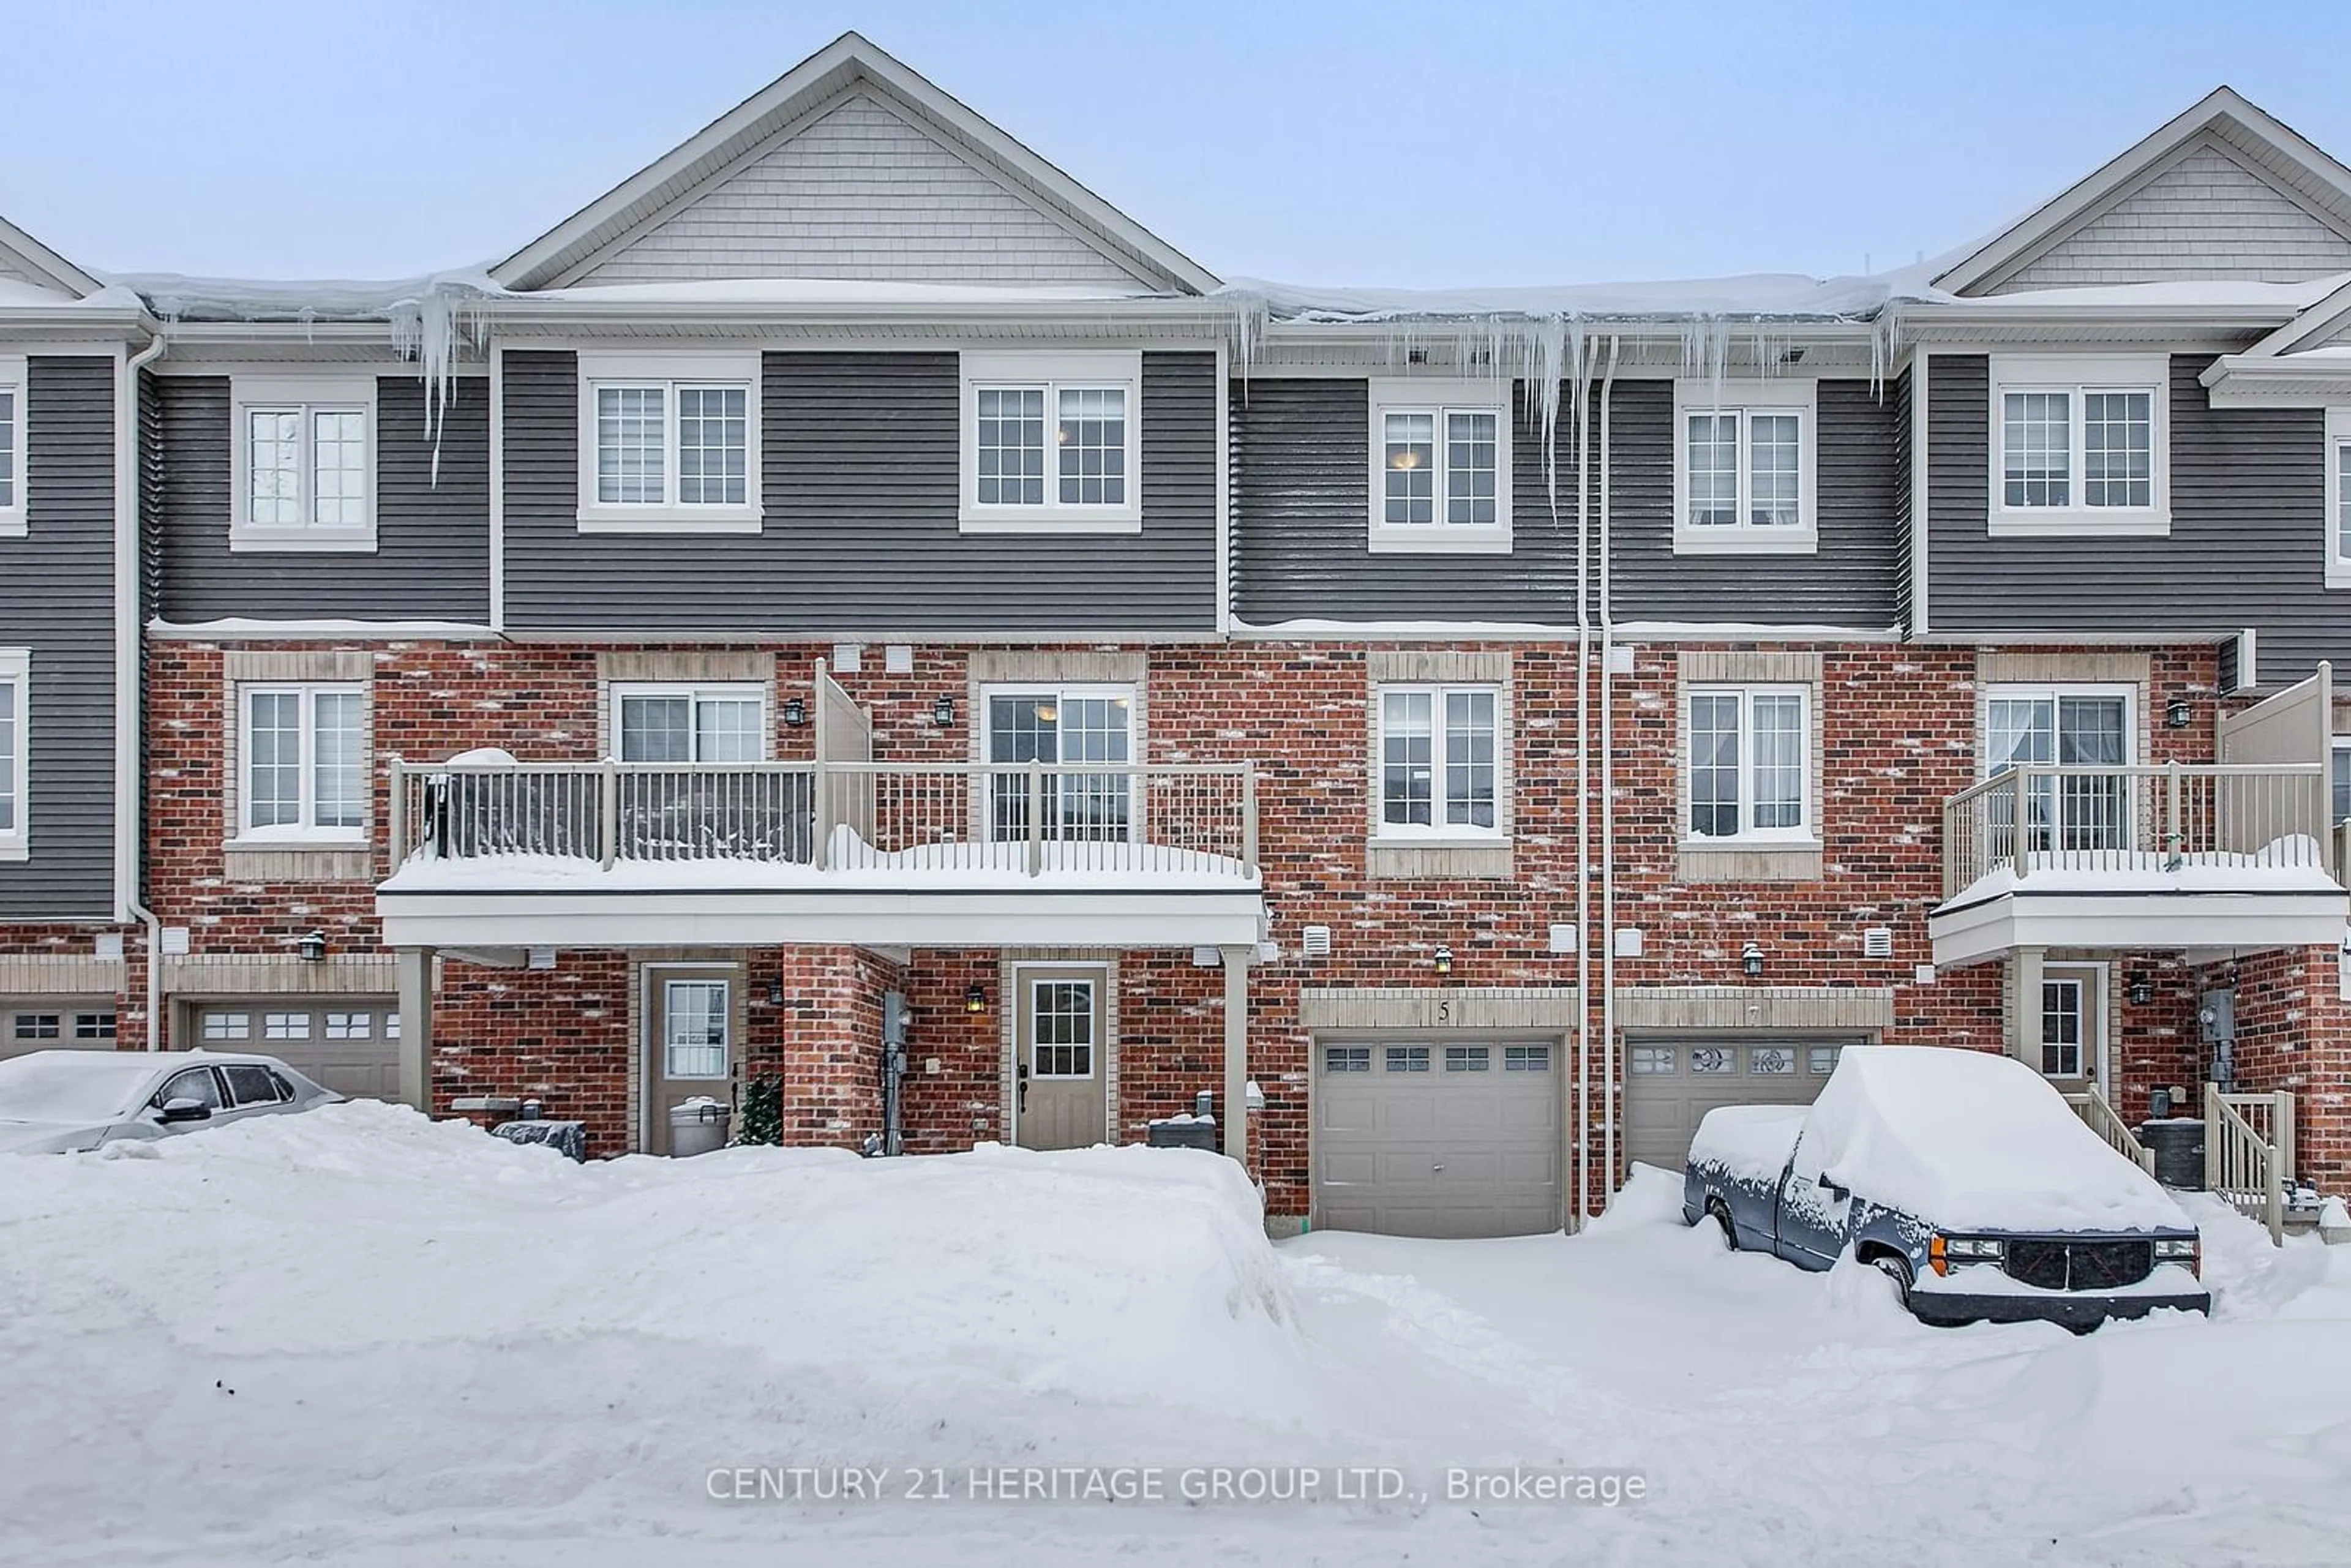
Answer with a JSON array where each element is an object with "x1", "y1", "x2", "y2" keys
[
  {"x1": 0, "y1": 1050, "x2": 340, "y2": 1155},
  {"x1": 1681, "y1": 1045, "x2": 2210, "y2": 1330}
]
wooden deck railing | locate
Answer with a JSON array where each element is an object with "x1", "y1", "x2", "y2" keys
[
  {"x1": 2064, "y1": 1084, "x2": 2154, "y2": 1175},
  {"x1": 2206, "y1": 1085, "x2": 2297, "y2": 1245}
]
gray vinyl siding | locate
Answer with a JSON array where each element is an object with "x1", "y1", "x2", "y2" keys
[
  {"x1": 1925, "y1": 354, "x2": 2345, "y2": 683},
  {"x1": 0, "y1": 356, "x2": 116, "y2": 920},
  {"x1": 1231, "y1": 378, "x2": 1897, "y2": 627},
  {"x1": 1890, "y1": 369, "x2": 1915, "y2": 632},
  {"x1": 152, "y1": 376, "x2": 490, "y2": 623},
  {"x1": 502, "y1": 350, "x2": 1216, "y2": 635}
]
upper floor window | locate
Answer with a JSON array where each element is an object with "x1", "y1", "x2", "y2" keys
[
  {"x1": 1673, "y1": 380, "x2": 1817, "y2": 553},
  {"x1": 576, "y1": 352, "x2": 761, "y2": 533},
  {"x1": 1684, "y1": 685, "x2": 1810, "y2": 842},
  {"x1": 239, "y1": 683, "x2": 366, "y2": 842},
  {"x1": 0, "y1": 356, "x2": 23, "y2": 536},
  {"x1": 2326, "y1": 409, "x2": 2351, "y2": 590},
  {"x1": 611, "y1": 685, "x2": 767, "y2": 763},
  {"x1": 1378, "y1": 685, "x2": 1501, "y2": 839},
  {"x1": 1988, "y1": 355, "x2": 2169, "y2": 536},
  {"x1": 229, "y1": 375, "x2": 377, "y2": 553},
  {"x1": 0, "y1": 648, "x2": 25, "y2": 861},
  {"x1": 983, "y1": 685, "x2": 1136, "y2": 841},
  {"x1": 959, "y1": 351, "x2": 1142, "y2": 534},
  {"x1": 1367, "y1": 380, "x2": 1512, "y2": 554}
]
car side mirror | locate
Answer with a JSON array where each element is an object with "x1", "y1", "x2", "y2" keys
[
  {"x1": 1817, "y1": 1172, "x2": 1850, "y2": 1202},
  {"x1": 157, "y1": 1097, "x2": 212, "y2": 1124}
]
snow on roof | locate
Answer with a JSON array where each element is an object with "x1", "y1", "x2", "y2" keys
[
  {"x1": 1940, "y1": 839, "x2": 2344, "y2": 910},
  {"x1": 1805, "y1": 1046, "x2": 2189, "y2": 1232},
  {"x1": 1964, "y1": 274, "x2": 2351, "y2": 310},
  {"x1": 1222, "y1": 269, "x2": 1946, "y2": 326},
  {"x1": 528, "y1": 277, "x2": 1176, "y2": 306}
]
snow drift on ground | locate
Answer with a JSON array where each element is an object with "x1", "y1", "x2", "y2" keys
[{"x1": 9, "y1": 1108, "x2": 2351, "y2": 1566}]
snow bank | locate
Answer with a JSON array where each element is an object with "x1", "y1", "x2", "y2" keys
[
  {"x1": 1687, "y1": 1106, "x2": 1808, "y2": 1184},
  {"x1": 1803, "y1": 1046, "x2": 2191, "y2": 1232}
]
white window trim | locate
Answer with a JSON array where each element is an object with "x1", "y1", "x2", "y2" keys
[
  {"x1": 1979, "y1": 683, "x2": 2140, "y2": 778},
  {"x1": 2326, "y1": 408, "x2": 2351, "y2": 589},
  {"x1": 1987, "y1": 353, "x2": 2170, "y2": 538},
  {"x1": 576, "y1": 351, "x2": 762, "y2": 533},
  {"x1": 0, "y1": 647, "x2": 27, "y2": 861},
  {"x1": 1374, "y1": 681, "x2": 1507, "y2": 844},
  {"x1": 1671, "y1": 378, "x2": 1818, "y2": 555},
  {"x1": 1366, "y1": 378, "x2": 1514, "y2": 555},
  {"x1": 0, "y1": 356, "x2": 26, "y2": 538},
  {"x1": 1680, "y1": 683, "x2": 1816, "y2": 846},
  {"x1": 234, "y1": 682, "x2": 368, "y2": 845},
  {"x1": 608, "y1": 683, "x2": 773, "y2": 763},
  {"x1": 228, "y1": 374, "x2": 379, "y2": 553},
  {"x1": 958, "y1": 350, "x2": 1143, "y2": 534},
  {"x1": 2330, "y1": 736, "x2": 2350, "y2": 826}
]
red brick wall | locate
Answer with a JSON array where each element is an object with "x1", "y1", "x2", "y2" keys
[{"x1": 0, "y1": 923, "x2": 151, "y2": 1050}]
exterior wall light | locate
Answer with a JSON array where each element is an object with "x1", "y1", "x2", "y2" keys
[
  {"x1": 1741, "y1": 942, "x2": 1764, "y2": 978},
  {"x1": 2128, "y1": 972, "x2": 2156, "y2": 1006},
  {"x1": 2164, "y1": 698, "x2": 2194, "y2": 729},
  {"x1": 1433, "y1": 945, "x2": 1453, "y2": 975},
  {"x1": 964, "y1": 985, "x2": 987, "y2": 1014},
  {"x1": 297, "y1": 930, "x2": 328, "y2": 964},
  {"x1": 933, "y1": 696, "x2": 956, "y2": 727},
  {"x1": 782, "y1": 697, "x2": 807, "y2": 727}
]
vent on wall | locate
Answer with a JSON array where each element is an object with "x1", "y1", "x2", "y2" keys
[
  {"x1": 1300, "y1": 925, "x2": 1332, "y2": 959},
  {"x1": 1862, "y1": 927, "x2": 1895, "y2": 959}
]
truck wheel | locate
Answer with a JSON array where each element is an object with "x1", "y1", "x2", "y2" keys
[
  {"x1": 1867, "y1": 1251, "x2": 1913, "y2": 1310},
  {"x1": 1706, "y1": 1198, "x2": 1738, "y2": 1251}
]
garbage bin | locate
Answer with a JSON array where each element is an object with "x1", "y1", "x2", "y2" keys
[
  {"x1": 669, "y1": 1096, "x2": 732, "y2": 1157},
  {"x1": 2138, "y1": 1118, "x2": 2205, "y2": 1190},
  {"x1": 1146, "y1": 1114, "x2": 1218, "y2": 1151}
]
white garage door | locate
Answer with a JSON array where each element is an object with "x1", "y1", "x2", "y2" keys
[
  {"x1": 191, "y1": 1000, "x2": 400, "y2": 1100},
  {"x1": 4, "y1": 1001, "x2": 120, "y2": 1060},
  {"x1": 1314, "y1": 1038, "x2": 1561, "y2": 1239},
  {"x1": 1622, "y1": 1038, "x2": 1850, "y2": 1174}
]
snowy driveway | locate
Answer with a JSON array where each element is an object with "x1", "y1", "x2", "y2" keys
[{"x1": 4, "y1": 1105, "x2": 2350, "y2": 1567}]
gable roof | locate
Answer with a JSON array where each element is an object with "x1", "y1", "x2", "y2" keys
[
  {"x1": 1933, "y1": 87, "x2": 2351, "y2": 297},
  {"x1": 2232, "y1": 271, "x2": 2351, "y2": 359},
  {"x1": 493, "y1": 31, "x2": 1218, "y2": 296},
  {"x1": 0, "y1": 212, "x2": 104, "y2": 299}
]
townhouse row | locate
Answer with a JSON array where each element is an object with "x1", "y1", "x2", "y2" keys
[{"x1": 4, "y1": 34, "x2": 2350, "y2": 1234}]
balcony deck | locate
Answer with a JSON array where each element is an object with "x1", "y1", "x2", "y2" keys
[
  {"x1": 373, "y1": 757, "x2": 1264, "y2": 951},
  {"x1": 1930, "y1": 762, "x2": 2348, "y2": 967}
]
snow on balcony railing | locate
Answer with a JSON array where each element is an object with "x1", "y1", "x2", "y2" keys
[
  {"x1": 1940, "y1": 762, "x2": 2339, "y2": 904},
  {"x1": 384, "y1": 757, "x2": 1258, "y2": 888}
]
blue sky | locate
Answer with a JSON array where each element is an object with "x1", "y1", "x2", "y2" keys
[{"x1": 4, "y1": 1, "x2": 2349, "y2": 287}]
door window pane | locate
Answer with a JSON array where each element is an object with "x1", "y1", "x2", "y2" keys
[
  {"x1": 662, "y1": 980, "x2": 731, "y2": 1079},
  {"x1": 2041, "y1": 981, "x2": 2085, "y2": 1076},
  {"x1": 1029, "y1": 980, "x2": 1095, "y2": 1078},
  {"x1": 987, "y1": 689, "x2": 1134, "y2": 842}
]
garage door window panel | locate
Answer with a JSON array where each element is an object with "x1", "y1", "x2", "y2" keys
[
  {"x1": 1386, "y1": 1046, "x2": 1431, "y2": 1073},
  {"x1": 1324, "y1": 1046, "x2": 1370, "y2": 1073},
  {"x1": 1445, "y1": 1045, "x2": 1490, "y2": 1073},
  {"x1": 1505, "y1": 1045, "x2": 1551, "y2": 1071}
]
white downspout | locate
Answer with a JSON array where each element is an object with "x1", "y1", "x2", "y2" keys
[
  {"x1": 1570, "y1": 340, "x2": 1592, "y2": 1232},
  {"x1": 1597, "y1": 337, "x2": 1621, "y2": 1205},
  {"x1": 116, "y1": 331, "x2": 168, "y2": 1047}
]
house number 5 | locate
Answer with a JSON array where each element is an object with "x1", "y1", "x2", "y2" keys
[{"x1": 1435, "y1": 1000, "x2": 1452, "y2": 1023}]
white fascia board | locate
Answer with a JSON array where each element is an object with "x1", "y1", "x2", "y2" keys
[
  {"x1": 376, "y1": 888, "x2": 1267, "y2": 951},
  {"x1": 0, "y1": 216, "x2": 105, "y2": 298},
  {"x1": 1929, "y1": 889, "x2": 2351, "y2": 969}
]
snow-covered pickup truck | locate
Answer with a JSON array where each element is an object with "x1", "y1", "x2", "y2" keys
[{"x1": 1681, "y1": 1045, "x2": 2210, "y2": 1330}]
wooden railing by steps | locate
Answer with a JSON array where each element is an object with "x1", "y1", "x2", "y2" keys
[
  {"x1": 2207, "y1": 1086, "x2": 2296, "y2": 1246},
  {"x1": 2064, "y1": 1084, "x2": 2154, "y2": 1176}
]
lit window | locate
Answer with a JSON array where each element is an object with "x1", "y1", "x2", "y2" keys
[
  {"x1": 577, "y1": 353, "x2": 760, "y2": 531},
  {"x1": 1673, "y1": 381, "x2": 1816, "y2": 551},
  {"x1": 1379, "y1": 685, "x2": 1501, "y2": 839},
  {"x1": 230, "y1": 377, "x2": 375, "y2": 550},
  {"x1": 984, "y1": 686, "x2": 1136, "y2": 843},
  {"x1": 612, "y1": 685, "x2": 767, "y2": 763},
  {"x1": 1686, "y1": 686, "x2": 1809, "y2": 841},
  {"x1": 1989, "y1": 356, "x2": 2169, "y2": 534},
  {"x1": 960, "y1": 352, "x2": 1141, "y2": 531},
  {"x1": 239, "y1": 685, "x2": 367, "y2": 840},
  {"x1": 1367, "y1": 380, "x2": 1512, "y2": 552},
  {"x1": 0, "y1": 648, "x2": 24, "y2": 860}
]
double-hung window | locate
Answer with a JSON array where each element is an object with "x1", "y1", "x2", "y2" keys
[
  {"x1": 612, "y1": 686, "x2": 767, "y2": 763},
  {"x1": 1684, "y1": 685, "x2": 1809, "y2": 842},
  {"x1": 239, "y1": 684, "x2": 366, "y2": 842},
  {"x1": 1983, "y1": 686, "x2": 2134, "y2": 853},
  {"x1": 984, "y1": 686, "x2": 1136, "y2": 842},
  {"x1": 0, "y1": 356, "x2": 24, "y2": 537},
  {"x1": 1673, "y1": 380, "x2": 1817, "y2": 553},
  {"x1": 1989, "y1": 356, "x2": 2169, "y2": 535},
  {"x1": 0, "y1": 648, "x2": 26, "y2": 860},
  {"x1": 1378, "y1": 685, "x2": 1501, "y2": 839},
  {"x1": 229, "y1": 376, "x2": 376, "y2": 552},
  {"x1": 960, "y1": 351, "x2": 1142, "y2": 533},
  {"x1": 577, "y1": 353, "x2": 760, "y2": 532},
  {"x1": 1367, "y1": 380, "x2": 1512, "y2": 553}
]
